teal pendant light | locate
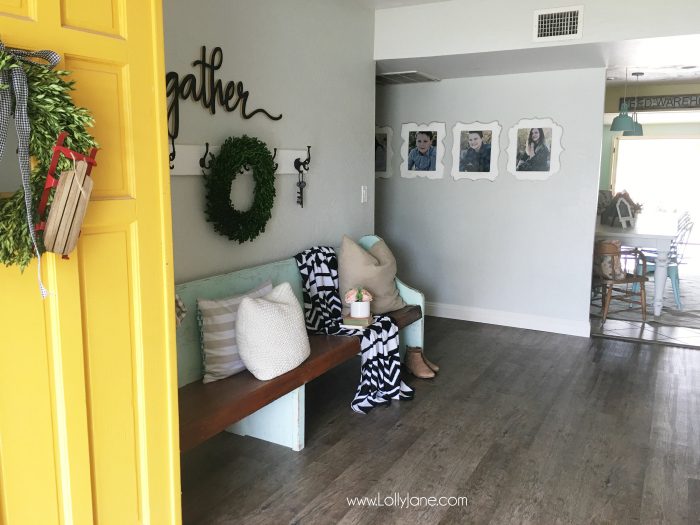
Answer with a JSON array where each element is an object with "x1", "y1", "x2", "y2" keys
[
  {"x1": 610, "y1": 68, "x2": 635, "y2": 132},
  {"x1": 623, "y1": 72, "x2": 644, "y2": 136},
  {"x1": 623, "y1": 120, "x2": 643, "y2": 136},
  {"x1": 611, "y1": 102, "x2": 635, "y2": 131}
]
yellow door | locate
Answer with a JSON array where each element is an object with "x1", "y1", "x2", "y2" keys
[{"x1": 0, "y1": 1, "x2": 180, "y2": 524}]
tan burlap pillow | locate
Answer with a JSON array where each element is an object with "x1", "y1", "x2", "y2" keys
[
  {"x1": 338, "y1": 236, "x2": 406, "y2": 315},
  {"x1": 593, "y1": 240, "x2": 625, "y2": 280}
]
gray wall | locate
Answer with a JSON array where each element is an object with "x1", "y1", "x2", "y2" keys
[
  {"x1": 163, "y1": 0, "x2": 375, "y2": 282},
  {"x1": 376, "y1": 68, "x2": 606, "y2": 336}
]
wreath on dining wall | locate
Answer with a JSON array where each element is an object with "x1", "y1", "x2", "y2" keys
[
  {"x1": 203, "y1": 135, "x2": 276, "y2": 243},
  {"x1": 0, "y1": 48, "x2": 97, "y2": 269}
]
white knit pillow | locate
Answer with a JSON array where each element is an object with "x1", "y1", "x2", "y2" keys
[
  {"x1": 197, "y1": 281, "x2": 273, "y2": 383},
  {"x1": 236, "y1": 282, "x2": 311, "y2": 381}
]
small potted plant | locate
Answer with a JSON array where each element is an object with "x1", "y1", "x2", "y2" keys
[{"x1": 344, "y1": 287, "x2": 373, "y2": 318}]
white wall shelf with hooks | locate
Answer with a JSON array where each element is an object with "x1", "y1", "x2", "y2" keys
[{"x1": 169, "y1": 145, "x2": 308, "y2": 176}]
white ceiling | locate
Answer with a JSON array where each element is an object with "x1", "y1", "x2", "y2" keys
[
  {"x1": 364, "y1": 0, "x2": 449, "y2": 8},
  {"x1": 606, "y1": 65, "x2": 700, "y2": 85},
  {"x1": 375, "y1": 34, "x2": 700, "y2": 86},
  {"x1": 365, "y1": 1, "x2": 700, "y2": 85}
]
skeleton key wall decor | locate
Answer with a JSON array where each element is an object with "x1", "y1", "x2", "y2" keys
[{"x1": 293, "y1": 146, "x2": 311, "y2": 208}]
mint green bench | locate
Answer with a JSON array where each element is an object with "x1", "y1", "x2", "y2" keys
[{"x1": 176, "y1": 236, "x2": 424, "y2": 452}]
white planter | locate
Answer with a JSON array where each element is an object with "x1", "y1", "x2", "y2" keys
[{"x1": 350, "y1": 301, "x2": 370, "y2": 318}]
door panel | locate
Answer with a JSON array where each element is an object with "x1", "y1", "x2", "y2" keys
[
  {"x1": 0, "y1": 265, "x2": 60, "y2": 525},
  {"x1": 0, "y1": 0, "x2": 34, "y2": 19},
  {"x1": 60, "y1": 0, "x2": 124, "y2": 37},
  {"x1": 65, "y1": 57, "x2": 131, "y2": 197},
  {"x1": 42, "y1": 254, "x2": 94, "y2": 525},
  {"x1": 0, "y1": 1, "x2": 179, "y2": 523},
  {"x1": 79, "y1": 229, "x2": 140, "y2": 524}
]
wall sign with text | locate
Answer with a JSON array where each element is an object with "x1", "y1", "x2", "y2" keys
[
  {"x1": 165, "y1": 45, "x2": 282, "y2": 144},
  {"x1": 619, "y1": 94, "x2": 700, "y2": 112}
]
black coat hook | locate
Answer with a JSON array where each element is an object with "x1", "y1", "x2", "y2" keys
[
  {"x1": 293, "y1": 146, "x2": 311, "y2": 175},
  {"x1": 271, "y1": 148, "x2": 279, "y2": 171},
  {"x1": 169, "y1": 136, "x2": 176, "y2": 169},
  {"x1": 199, "y1": 142, "x2": 214, "y2": 170}
]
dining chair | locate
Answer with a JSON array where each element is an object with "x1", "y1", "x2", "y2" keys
[
  {"x1": 592, "y1": 240, "x2": 648, "y2": 324},
  {"x1": 636, "y1": 219, "x2": 694, "y2": 309}
]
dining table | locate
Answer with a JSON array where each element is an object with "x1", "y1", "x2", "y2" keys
[{"x1": 595, "y1": 212, "x2": 677, "y2": 316}]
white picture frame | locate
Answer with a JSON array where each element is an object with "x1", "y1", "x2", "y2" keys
[
  {"x1": 400, "y1": 122, "x2": 446, "y2": 179},
  {"x1": 375, "y1": 126, "x2": 393, "y2": 178},
  {"x1": 506, "y1": 117, "x2": 563, "y2": 180},
  {"x1": 451, "y1": 121, "x2": 501, "y2": 181}
]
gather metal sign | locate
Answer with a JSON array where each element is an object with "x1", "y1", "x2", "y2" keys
[{"x1": 166, "y1": 46, "x2": 282, "y2": 141}]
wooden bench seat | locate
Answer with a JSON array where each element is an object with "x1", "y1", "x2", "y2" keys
[
  {"x1": 179, "y1": 304, "x2": 422, "y2": 452},
  {"x1": 175, "y1": 236, "x2": 425, "y2": 452}
]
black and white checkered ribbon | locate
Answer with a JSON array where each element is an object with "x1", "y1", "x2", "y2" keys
[{"x1": 0, "y1": 42, "x2": 60, "y2": 297}]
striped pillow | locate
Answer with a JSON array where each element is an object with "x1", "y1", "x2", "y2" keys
[{"x1": 197, "y1": 281, "x2": 273, "y2": 383}]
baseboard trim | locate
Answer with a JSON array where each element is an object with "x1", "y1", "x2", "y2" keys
[{"x1": 426, "y1": 302, "x2": 591, "y2": 338}]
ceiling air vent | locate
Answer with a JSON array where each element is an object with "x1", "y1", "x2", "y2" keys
[
  {"x1": 376, "y1": 71, "x2": 441, "y2": 85},
  {"x1": 533, "y1": 6, "x2": 583, "y2": 41}
]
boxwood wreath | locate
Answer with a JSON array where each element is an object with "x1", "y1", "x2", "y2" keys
[
  {"x1": 203, "y1": 135, "x2": 276, "y2": 243},
  {"x1": 0, "y1": 49, "x2": 97, "y2": 269}
]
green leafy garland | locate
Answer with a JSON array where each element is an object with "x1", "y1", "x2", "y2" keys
[
  {"x1": 203, "y1": 135, "x2": 276, "y2": 243},
  {"x1": 0, "y1": 50, "x2": 97, "y2": 269}
]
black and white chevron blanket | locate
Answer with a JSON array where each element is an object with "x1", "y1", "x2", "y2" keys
[{"x1": 295, "y1": 246, "x2": 414, "y2": 414}]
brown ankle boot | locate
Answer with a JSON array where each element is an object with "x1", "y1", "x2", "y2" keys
[
  {"x1": 407, "y1": 347, "x2": 440, "y2": 373},
  {"x1": 422, "y1": 353, "x2": 440, "y2": 373},
  {"x1": 405, "y1": 347, "x2": 435, "y2": 379}
]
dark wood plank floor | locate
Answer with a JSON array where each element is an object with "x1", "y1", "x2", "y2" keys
[{"x1": 180, "y1": 317, "x2": 700, "y2": 524}]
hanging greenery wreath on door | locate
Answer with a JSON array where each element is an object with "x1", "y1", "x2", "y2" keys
[
  {"x1": 0, "y1": 49, "x2": 97, "y2": 269},
  {"x1": 203, "y1": 135, "x2": 276, "y2": 243}
]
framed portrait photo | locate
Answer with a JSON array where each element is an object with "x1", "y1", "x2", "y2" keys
[
  {"x1": 451, "y1": 121, "x2": 501, "y2": 181},
  {"x1": 507, "y1": 117, "x2": 563, "y2": 180},
  {"x1": 400, "y1": 122, "x2": 446, "y2": 179},
  {"x1": 375, "y1": 126, "x2": 393, "y2": 178}
]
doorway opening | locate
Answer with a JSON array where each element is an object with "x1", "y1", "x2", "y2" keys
[{"x1": 592, "y1": 134, "x2": 700, "y2": 346}]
